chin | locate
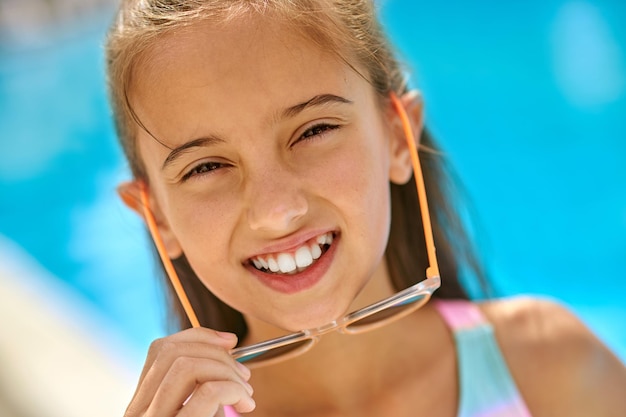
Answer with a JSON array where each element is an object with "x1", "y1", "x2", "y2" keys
[{"x1": 275, "y1": 300, "x2": 353, "y2": 333}]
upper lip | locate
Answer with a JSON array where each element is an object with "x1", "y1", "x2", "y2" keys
[{"x1": 244, "y1": 228, "x2": 336, "y2": 260}]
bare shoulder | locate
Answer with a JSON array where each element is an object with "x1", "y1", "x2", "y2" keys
[
  {"x1": 478, "y1": 297, "x2": 626, "y2": 417},
  {"x1": 478, "y1": 297, "x2": 593, "y2": 352}
]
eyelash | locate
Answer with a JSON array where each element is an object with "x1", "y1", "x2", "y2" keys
[
  {"x1": 181, "y1": 161, "x2": 224, "y2": 182},
  {"x1": 181, "y1": 122, "x2": 340, "y2": 182},
  {"x1": 298, "y1": 122, "x2": 340, "y2": 142}
]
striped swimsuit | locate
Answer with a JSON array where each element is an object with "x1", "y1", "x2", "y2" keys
[
  {"x1": 434, "y1": 300, "x2": 532, "y2": 417},
  {"x1": 225, "y1": 300, "x2": 532, "y2": 417}
]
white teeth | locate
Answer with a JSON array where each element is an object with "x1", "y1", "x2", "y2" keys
[
  {"x1": 316, "y1": 232, "x2": 333, "y2": 245},
  {"x1": 294, "y1": 246, "x2": 313, "y2": 268},
  {"x1": 277, "y1": 253, "x2": 297, "y2": 273},
  {"x1": 251, "y1": 232, "x2": 334, "y2": 274},
  {"x1": 310, "y1": 243, "x2": 322, "y2": 260},
  {"x1": 267, "y1": 257, "x2": 279, "y2": 272}
]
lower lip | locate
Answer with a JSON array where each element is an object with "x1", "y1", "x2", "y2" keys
[{"x1": 247, "y1": 235, "x2": 339, "y2": 294}]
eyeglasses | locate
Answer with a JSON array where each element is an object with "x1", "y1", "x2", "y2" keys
[{"x1": 137, "y1": 92, "x2": 441, "y2": 368}]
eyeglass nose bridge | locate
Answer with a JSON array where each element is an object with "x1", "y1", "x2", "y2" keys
[{"x1": 230, "y1": 318, "x2": 348, "y2": 367}]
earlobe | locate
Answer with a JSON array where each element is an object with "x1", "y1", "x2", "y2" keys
[
  {"x1": 117, "y1": 181, "x2": 184, "y2": 259},
  {"x1": 389, "y1": 90, "x2": 424, "y2": 185}
]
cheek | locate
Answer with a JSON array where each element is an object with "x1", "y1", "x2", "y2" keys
[
  {"x1": 313, "y1": 129, "x2": 392, "y2": 238},
  {"x1": 170, "y1": 199, "x2": 247, "y2": 301},
  {"x1": 166, "y1": 191, "x2": 239, "y2": 266}
]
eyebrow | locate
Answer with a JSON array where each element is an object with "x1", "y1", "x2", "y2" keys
[
  {"x1": 161, "y1": 94, "x2": 353, "y2": 171},
  {"x1": 162, "y1": 135, "x2": 224, "y2": 170},
  {"x1": 281, "y1": 94, "x2": 353, "y2": 120}
]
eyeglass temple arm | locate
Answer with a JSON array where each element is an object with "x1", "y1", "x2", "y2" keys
[
  {"x1": 389, "y1": 93, "x2": 440, "y2": 280},
  {"x1": 139, "y1": 183, "x2": 201, "y2": 328}
]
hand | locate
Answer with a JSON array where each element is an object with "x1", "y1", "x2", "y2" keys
[{"x1": 124, "y1": 328, "x2": 255, "y2": 416}]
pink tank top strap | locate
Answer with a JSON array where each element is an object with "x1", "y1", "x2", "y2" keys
[{"x1": 433, "y1": 299, "x2": 487, "y2": 330}]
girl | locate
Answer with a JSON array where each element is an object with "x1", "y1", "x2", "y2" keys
[{"x1": 106, "y1": 1, "x2": 626, "y2": 416}]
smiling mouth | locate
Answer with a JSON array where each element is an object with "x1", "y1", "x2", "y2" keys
[{"x1": 248, "y1": 232, "x2": 335, "y2": 275}]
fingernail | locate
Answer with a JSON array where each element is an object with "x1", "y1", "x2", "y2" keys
[
  {"x1": 244, "y1": 381, "x2": 254, "y2": 395},
  {"x1": 216, "y1": 331, "x2": 237, "y2": 341},
  {"x1": 236, "y1": 361, "x2": 251, "y2": 379},
  {"x1": 247, "y1": 396, "x2": 256, "y2": 411}
]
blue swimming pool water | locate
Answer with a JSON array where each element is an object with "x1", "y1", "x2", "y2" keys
[{"x1": 1, "y1": 1, "x2": 624, "y2": 363}]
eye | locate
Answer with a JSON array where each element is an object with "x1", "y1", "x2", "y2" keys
[
  {"x1": 181, "y1": 161, "x2": 225, "y2": 182},
  {"x1": 298, "y1": 123, "x2": 340, "y2": 142}
]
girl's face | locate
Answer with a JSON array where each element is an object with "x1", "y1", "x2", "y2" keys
[{"x1": 127, "y1": 17, "x2": 412, "y2": 335}]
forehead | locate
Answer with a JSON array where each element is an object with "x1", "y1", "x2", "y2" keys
[{"x1": 129, "y1": 15, "x2": 365, "y2": 143}]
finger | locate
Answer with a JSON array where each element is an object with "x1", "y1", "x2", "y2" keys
[
  {"x1": 132, "y1": 344, "x2": 248, "y2": 414},
  {"x1": 129, "y1": 330, "x2": 242, "y2": 413},
  {"x1": 139, "y1": 328, "x2": 238, "y2": 384},
  {"x1": 177, "y1": 381, "x2": 256, "y2": 417},
  {"x1": 146, "y1": 356, "x2": 253, "y2": 416},
  {"x1": 149, "y1": 341, "x2": 250, "y2": 383}
]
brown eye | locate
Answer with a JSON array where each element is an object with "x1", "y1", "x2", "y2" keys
[
  {"x1": 182, "y1": 161, "x2": 223, "y2": 181},
  {"x1": 300, "y1": 123, "x2": 340, "y2": 141}
]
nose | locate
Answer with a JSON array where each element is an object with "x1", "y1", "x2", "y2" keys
[{"x1": 246, "y1": 166, "x2": 308, "y2": 232}]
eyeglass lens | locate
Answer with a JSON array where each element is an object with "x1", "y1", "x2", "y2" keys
[
  {"x1": 237, "y1": 339, "x2": 314, "y2": 365},
  {"x1": 344, "y1": 292, "x2": 430, "y2": 332}
]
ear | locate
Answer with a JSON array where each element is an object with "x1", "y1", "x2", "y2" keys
[
  {"x1": 117, "y1": 181, "x2": 183, "y2": 259},
  {"x1": 388, "y1": 90, "x2": 424, "y2": 185}
]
